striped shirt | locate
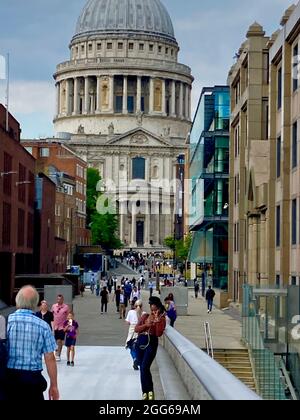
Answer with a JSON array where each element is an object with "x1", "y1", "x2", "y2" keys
[{"x1": 7, "y1": 309, "x2": 57, "y2": 371}]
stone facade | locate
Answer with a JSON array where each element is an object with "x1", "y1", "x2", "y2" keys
[
  {"x1": 53, "y1": 0, "x2": 193, "y2": 251},
  {"x1": 227, "y1": 4, "x2": 300, "y2": 303}
]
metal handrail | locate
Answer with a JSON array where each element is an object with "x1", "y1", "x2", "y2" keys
[{"x1": 204, "y1": 321, "x2": 214, "y2": 359}]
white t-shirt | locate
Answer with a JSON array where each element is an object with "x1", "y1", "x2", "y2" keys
[{"x1": 126, "y1": 310, "x2": 139, "y2": 325}]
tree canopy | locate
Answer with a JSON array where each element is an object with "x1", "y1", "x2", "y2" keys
[{"x1": 87, "y1": 168, "x2": 122, "y2": 250}]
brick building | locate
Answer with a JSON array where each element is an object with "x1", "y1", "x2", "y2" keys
[
  {"x1": 0, "y1": 104, "x2": 35, "y2": 304},
  {"x1": 22, "y1": 140, "x2": 90, "y2": 263}
]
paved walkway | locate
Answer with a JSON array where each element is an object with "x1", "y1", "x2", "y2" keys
[{"x1": 175, "y1": 291, "x2": 243, "y2": 350}]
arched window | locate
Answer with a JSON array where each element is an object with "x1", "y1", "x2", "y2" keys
[
  {"x1": 132, "y1": 157, "x2": 145, "y2": 180},
  {"x1": 152, "y1": 165, "x2": 158, "y2": 179}
]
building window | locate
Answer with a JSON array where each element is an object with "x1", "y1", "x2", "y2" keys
[
  {"x1": 276, "y1": 205, "x2": 281, "y2": 247},
  {"x1": 293, "y1": 43, "x2": 299, "y2": 92},
  {"x1": 27, "y1": 213, "x2": 34, "y2": 248},
  {"x1": 3, "y1": 152, "x2": 12, "y2": 196},
  {"x1": 18, "y1": 208, "x2": 25, "y2": 247},
  {"x1": 81, "y1": 45, "x2": 85, "y2": 53},
  {"x1": 158, "y1": 46, "x2": 162, "y2": 53},
  {"x1": 115, "y1": 96, "x2": 123, "y2": 113},
  {"x1": 127, "y1": 96, "x2": 134, "y2": 113},
  {"x1": 291, "y1": 277, "x2": 297, "y2": 286},
  {"x1": 278, "y1": 67, "x2": 282, "y2": 110},
  {"x1": 171, "y1": 49, "x2": 174, "y2": 56},
  {"x1": 129, "y1": 43, "x2": 134, "y2": 50},
  {"x1": 118, "y1": 42, "x2": 123, "y2": 50},
  {"x1": 107, "y1": 43, "x2": 113, "y2": 50},
  {"x1": 277, "y1": 136, "x2": 281, "y2": 178},
  {"x1": 276, "y1": 275, "x2": 281, "y2": 287},
  {"x1": 97, "y1": 43, "x2": 102, "y2": 51},
  {"x1": 132, "y1": 157, "x2": 145, "y2": 180},
  {"x1": 40, "y1": 148, "x2": 49, "y2": 157},
  {"x1": 263, "y1": 53, "x2": 269, "y2": 84},
  {"x1": 88, "y1": 44, "x2": 92, "y2": 51},
  {"x1": 262, "y1": 99, "x2": 269, "y2": 140},
  {"x1": 234, "y1": 125, "x2": 240, "y2": 158},
  {"x1": 292, "y1": 199, "x2": 297, "y2": 245},
  {"x1": 139, "y1": 43, "x2": 144, "y2": 51},
  {"x1": 2, "y1": 202, "x2": 11, "y2": 246},
  {"x1": 18, "y1": 164, "x2": 26, "y2": 203},
  {"x1": 149, "y1": 44, "x2": 154, "y2": 52},
  {"x1": 292, "y1": 121, "x2": 298, "y2": 168},
  {"x1": 166, "y1": 47, "x2": 169, "y2": 54}
]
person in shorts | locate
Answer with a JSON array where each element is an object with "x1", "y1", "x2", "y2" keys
[
  {"x1": 52, "y1": 295, "x2": 69, "y2": 361},
  {"x1": 63, "y1": 312, "x2": 79, "y2": 367}
]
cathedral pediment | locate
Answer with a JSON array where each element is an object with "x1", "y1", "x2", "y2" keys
[{"x1": 106, "y1": 128, "x2": 172, "y2": 148}]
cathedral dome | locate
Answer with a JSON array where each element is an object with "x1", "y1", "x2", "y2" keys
[{"x1": 73, "y1": 0, "x2": 176, "y2": 43}]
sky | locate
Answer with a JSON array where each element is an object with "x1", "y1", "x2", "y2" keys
[{"x1": 0, "y1": 0, "x2": 294, "y2": 138}]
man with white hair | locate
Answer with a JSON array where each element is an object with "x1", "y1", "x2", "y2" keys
[{"x1": 5, "y1": 285, "x2": 59, "y2": 400}]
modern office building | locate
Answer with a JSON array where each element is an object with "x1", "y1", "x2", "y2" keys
[{"x1": 188, "y1": 86, "x2": 230, "y2": 290}]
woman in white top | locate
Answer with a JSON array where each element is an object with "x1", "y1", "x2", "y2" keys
[{"x1": 125, "y1": 300, "x2": 144, "y2": 371}]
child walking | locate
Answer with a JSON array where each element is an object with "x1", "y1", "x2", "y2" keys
[{"x1": 63, "y1": 312, "x2": 79, "y2": 366}]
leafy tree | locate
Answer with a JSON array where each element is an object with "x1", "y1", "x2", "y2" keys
[
  {"x1": 163, "y1": 236, "x2": 176, "y2": 252},
  {"x1": 87, "y1": 168, "x2": 122, "y2": 250}
]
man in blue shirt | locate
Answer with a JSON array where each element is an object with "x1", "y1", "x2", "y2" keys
[{"x1": 5, "y1": 285, "x2": 59, "y2": 400}]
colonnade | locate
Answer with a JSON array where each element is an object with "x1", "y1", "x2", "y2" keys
[{"x1": 56, "y1": 75, "x2": 191, "y2": 120}]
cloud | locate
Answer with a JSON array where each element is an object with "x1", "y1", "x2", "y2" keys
[{"x1": 9, "y1": 80, "x2": 55, "y2": 115}]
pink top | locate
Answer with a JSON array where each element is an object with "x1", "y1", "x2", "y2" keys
[{"x1": 51, "y1": 303, "x2": 69, "y2": 330}]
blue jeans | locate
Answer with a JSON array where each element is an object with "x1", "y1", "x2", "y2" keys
[
  {"x1": 135, "y1": 335, "x2": 158, "y2": 394},
  {"x1": 207, "y1": 299, "x2": 213, "y2": 312}
]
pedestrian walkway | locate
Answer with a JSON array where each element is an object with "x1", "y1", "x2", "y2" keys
[
  {"x1": 43, "y1": 347, "x2": 141, "y2": 400},
  {"x1": 44, "y1": 272, "x2": 243, "y2": 400},
  {"x1": 173, "y1": 290, "x2": 243, "y2": 350}
]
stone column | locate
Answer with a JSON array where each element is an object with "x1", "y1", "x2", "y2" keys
[
  {"x1": 96, "y1": 76, "x2": 101, "y2": 113},
  {"x1": 66, "y1": 79, "x2": 72, "y2": 115},
  {"x1": 123, "y1": 76, "x2": 128, "y2": 114},
  {"x1": 109, "y1": 75, "x2": 114, "y2": 113},
  {"x1": 185, "y1": 84, "x2": 189, "y2": 119},
  {"x1": 171, "y1": 80, "x2": 176, "y2": 117},
  {"x1": 149, "y1": 77, "x2": 154, "y2": 114},
  {"x1": 119, "y1": 201, "x2": 126, "y2": 243},
  {"x1": 162, "y1": 79, "x2": 166, "y2": 115},
  {"x1": 136, "y1": 76, "x2": 142, "y2": 113},
  {"x1": 131, "y1": 202, "x2": 137, "y2": 248},
  {"x1": 73, "y1": 78, "x2": 79, "y2": 115},
  {"x1": 56, "y1": 82, "x2": 60, "y2": 117},
  {"x1": 154, "y1": 203, "x2": 160, "y2": 246},
  {"x1": 144, "y1": 202, "x2": 151, "y2": 247},
  {"x1": 188, "y1": 85, "x2": 192, "y2": 120},
  {"x1": 179, "y1": 82, "x2": 184, "y2": 119},
  {"x1": 84, "y1": 76, "x2": 89, "y2": 114}
]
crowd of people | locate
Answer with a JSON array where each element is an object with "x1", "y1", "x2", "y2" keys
[{"x1": 0, "y1": 255, "x2": 216, "y2": 401}]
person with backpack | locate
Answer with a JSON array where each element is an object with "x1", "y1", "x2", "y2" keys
[{"x1": 206, "y1": 285, "x2": 216, "y2": 313}]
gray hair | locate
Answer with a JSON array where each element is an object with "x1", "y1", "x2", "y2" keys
[{"x1": 16, "y1": 286, "x2": 39, "y2": 311}]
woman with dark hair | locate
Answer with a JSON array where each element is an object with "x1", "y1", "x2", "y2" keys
[{"x1": 135, "y1": 297, "x2": 166, "y2": 401}]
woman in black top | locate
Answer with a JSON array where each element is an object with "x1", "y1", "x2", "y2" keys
[
  {"x1": 36, "y1": 300, "x2": 54, "y2": 330},
  {"x1": 100, "y1": 287, "x2": 109, "y2": 314}
]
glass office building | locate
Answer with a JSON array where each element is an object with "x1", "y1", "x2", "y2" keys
[{"x1": 189, "y1": 86, "x2": 229, "y2": 290}]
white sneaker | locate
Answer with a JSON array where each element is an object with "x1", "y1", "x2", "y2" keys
[{"x1": 207, "y1": 310, "x2": 210, "y2": 313}]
